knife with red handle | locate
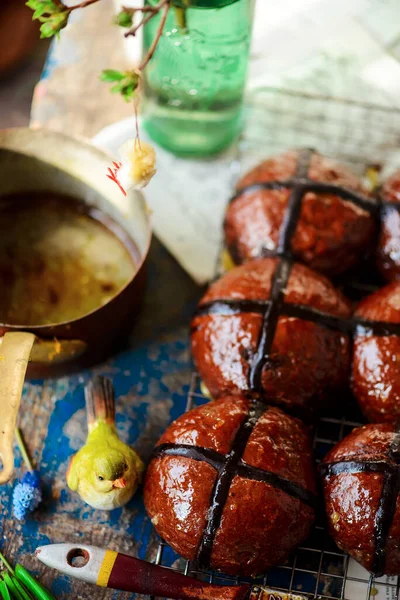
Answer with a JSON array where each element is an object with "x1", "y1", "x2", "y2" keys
[{"x1": 35, "y1": 543, "x2": 306, "y2": 600}]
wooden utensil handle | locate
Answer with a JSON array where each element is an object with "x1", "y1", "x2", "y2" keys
[
  {"x1": 36, "y1": 544, "x2": 308, "y2": 600},
  {"x1": 106, "y1": 552, "x2": 250, "y2": 600},
  {"x1": 0, "y1": 332, "x2": 35, "y2": 484}
]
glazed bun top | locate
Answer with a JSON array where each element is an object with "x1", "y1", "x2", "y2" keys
[
  {"x1": 321, "y1": 423, "x2": 400, "y2": 576},
  {"x1": 381, "y1": 169, "x2": 400, "y2": 203},
  {"x1": 238, "y1": 149, "x2": 362, "y2": 191},
  {"x1": 355, "y1": 281, "x2": 400, "y2": 324},
  {"x1": 323, "y1": 422, "x2": 398, "y2": 465},
  {"x1": 352, "y1": 282, "x2": 400, "y2": 424},
  {"x1": 224, "y1": 149, "x2": 376, "y2": 277},
  {"x1": 201, "y1": 257, "x2": 351, "y2": 317},
  {"x1": 144, "y1": 395, "x2": 317, "y2": 576},
  {"x1": 377, "y1": 169, "x2": 400, "y2": 282},
  {"x1": 156, "y1": 395, "x2": 316, "y2": 491},
  {"x1": 191, "y1": 258, "x2": 351, "y2": 415}
]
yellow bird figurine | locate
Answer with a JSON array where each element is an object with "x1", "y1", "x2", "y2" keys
[{"x1": 66, "y1": 375, "x2": 144, "y2": 510}]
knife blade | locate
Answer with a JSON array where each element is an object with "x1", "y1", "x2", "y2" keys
[{"x1": 35, "y1": 543, "x2": 307, "y2": 600}]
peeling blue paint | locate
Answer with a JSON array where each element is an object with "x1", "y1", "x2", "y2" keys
[{"x1": 0, "y1": 335, "x2": 192, "y2": 597}]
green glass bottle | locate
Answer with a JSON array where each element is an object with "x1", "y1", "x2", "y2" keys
[{"x1": 142, "y1": 0, "x2": 255, "y2": 157}]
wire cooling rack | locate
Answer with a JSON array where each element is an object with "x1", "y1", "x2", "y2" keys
[
  {"x1": 150, "y1": 375, "x2": 400, "y2": 600},
  {"x1": 239, "y1": 87, "x2": 400, "y2": 178},
  {"x1": 148, "y1": 88, "x2": 400, "y2": 600}
]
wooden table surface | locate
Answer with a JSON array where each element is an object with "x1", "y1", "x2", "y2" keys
[{"x1": 0, "y1": 3, "x2": 202, "y2": 598}]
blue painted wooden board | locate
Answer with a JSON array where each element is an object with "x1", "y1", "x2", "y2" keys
[{"x1": 0, "y1": 238, "x2": 202, "y2": 599}]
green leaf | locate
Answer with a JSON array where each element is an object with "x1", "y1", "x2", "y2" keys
[
  {"x1": 110, "y1": 81, "x2": 126, "y2": 94},
  {"x1": 0, "y1": 580, "x2": 11, "y2": 600},
  {"x1": 39, "y1": 21, "x2": 55, "y2": 37},
  {"x1": 100, "y1": 69, "x2": 126, "y2": 82},
  {"x1": 39, "y1": 11, "x2": 68, "y2": 38},
  {"x1": 7, "y1": 577, "x2": 32, "y2": 600},
  {"x1": 53, "y1": 11, "x2": 69, "y2": 26},
  {"x1": 2, "y1": 575, "x2": 24, "y2": 600},
  {"x1": 27, "y1": 0, "x2": 61, "y2": 16},
  {"x1": 27, "y1": 0, "x2": 66, "y2": 29},
  {"x1": 122, "y1": 83, "x2": 137, "y2": 102},
  {"x1": 33, "y1": 6, "x2": 53, "y2": 18},
  {"x1": 101, "y1": 70, "x2": 139, "y2": 101},
  {"x1": 0, "y1": 553, "x2": 15, "y2": 575},
  {"x1": 113, "y1": 9, "x2": 134, "y2": 28},
  {"x1": 15, "y1": 566, "x2": 56, "y2": 600},
  {"x1": 26, "y1": 0, "x2": 42, "y2": 9}
]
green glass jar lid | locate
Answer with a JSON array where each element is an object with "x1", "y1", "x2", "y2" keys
[{"x1": 171, "y1": 0, "x2": 239, "y2": 8}]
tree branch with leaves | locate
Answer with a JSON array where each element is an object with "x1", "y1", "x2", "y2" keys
[{"x1": 26, "y1": 0, "x2": 173, "y2": 102}]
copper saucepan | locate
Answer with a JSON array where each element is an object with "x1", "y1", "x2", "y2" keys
[{"x1": 0, "y1": 127, "x2": 152, "y2": 484}]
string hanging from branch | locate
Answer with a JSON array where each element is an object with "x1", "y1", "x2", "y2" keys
[{"x1": 26, "y1": 0, "x2": 173, "y2": 191}]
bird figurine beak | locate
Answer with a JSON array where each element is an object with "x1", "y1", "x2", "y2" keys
[{"x1": 113, "y1": 478, "x2": 127, "y2": 489}]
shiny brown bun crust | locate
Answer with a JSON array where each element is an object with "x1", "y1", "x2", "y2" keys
[
  {"x1": 321, "y1": 424, "x2": 400, "y2": 575},
  {"x1": 224, "y1": 150, "x2": 375, "y2": 276},
  {"x1": 352, "y1": 282, "x2": 400, "y2": 423},
  {"x1": 377, "y1": 170, "x2": 400, "y2": 282},
  {"x1": 191, "y1": 258, "x2": 351, "y2": 415},
  {"x1": 144, "y1": 396, "x2": 316, "y2": 576}
]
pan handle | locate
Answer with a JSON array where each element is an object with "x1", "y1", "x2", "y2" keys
[
  {"x1": 29, "y1": 337, "x2": 87, "y2": 364},
  {"x1": 0, "y1": 334, "x2": 87, "y2": 365},
  {"x1": 0, "y1": 332, "x2": 35, "y2": 485}
]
